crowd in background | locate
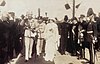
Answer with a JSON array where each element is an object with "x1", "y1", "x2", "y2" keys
[{"x1": 0, "y1": 8, "x2": 100, "y2": 64}]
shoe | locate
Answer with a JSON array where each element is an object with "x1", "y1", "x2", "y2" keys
[
  {"x1": 29, "y1": 56, "x2": 32, "y2": 59},
  {"x1": 29, "y1": 58, "x2": 32, "y2": 60},
  {"x1": 25, "y1": 60, "x2": 28, "y2": 62}
]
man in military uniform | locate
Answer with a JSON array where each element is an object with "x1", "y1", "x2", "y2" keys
[
  {"x1": 86, "y1": 8, "x2": 97, "y2": 64},
  {"x1": 36, "y1": 17, "x2": 46, "y2": 56},
  {"x1": 24, "y1": 11, "x2": 37, "y2": 62}
]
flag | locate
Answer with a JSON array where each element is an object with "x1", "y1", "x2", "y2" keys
[
  {"x1": 76, "y1": 3, "x2": 81, "y2": 9},
  {"x1": 65, "y1": 3, "x2": 70, "y2": 10},
  {"x1": 0, "y1": 0, "x2": 6, "y2": 6}
]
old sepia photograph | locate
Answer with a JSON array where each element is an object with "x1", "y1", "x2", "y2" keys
[{"x1": 0, "y1": 0, "x2": 100, "y2": 64}]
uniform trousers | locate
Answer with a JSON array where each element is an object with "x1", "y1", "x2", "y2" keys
[
  {"x1": 25, "y1": 37, "x2": 34, "y2": 60},
  {"x1": 36, "y1": 38, "x2": 44, "y2": 55}
]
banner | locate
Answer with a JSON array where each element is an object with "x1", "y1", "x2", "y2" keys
[
  {"x1": 76, "y1": 3, "x2": 81, "y2": 9},
  {"x1": 65, "y1": 3, "x2": 70, "y2": 10},
  {"x1": 0, "y1": 0, "x2": 6, "y2": 6}
]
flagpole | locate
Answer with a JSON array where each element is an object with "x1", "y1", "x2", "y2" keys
[
  {"x1": 73, "y1": 0, "x2": 75, "y2": 18},
  {"x1": 38, "y1": 8, "x2": 40, "y2": 18}
]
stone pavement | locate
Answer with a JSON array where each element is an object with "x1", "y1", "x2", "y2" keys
[{"x1": 10, "y1": 50, "x2": 100, "y2": 64}]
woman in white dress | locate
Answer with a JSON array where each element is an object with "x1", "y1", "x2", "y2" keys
[{"x1": 44, "y1": 19, "x2": 59, "y2": 61}]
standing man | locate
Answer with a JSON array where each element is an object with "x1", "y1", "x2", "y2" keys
[
  {"x1": 24, "y1": 11, "x2": 37, "y2": 62},
  {"x1": 20, "y1": 14, "x2": 26, "y2": 56},
  {"x1": 59, "y1": 15, "x2": 70, "y2": 55},
  {"x1": 0, "y1": 13, "x2": 9, "y2": 64},
  {"x1": 1, "y1": 12, "x2": 13, "y2": 63},
  {"x1": 77, "y1": 15, "x2": 86, "y2": 59},
  {"x1": 71, "y1": 17, "x2": 78, "y2": 56},
  {"x1": 86, "y1": 8, "x2": 97, "y2": 64},
  {"x1": 8, "y1": 12, "x2": 22, "y2": 59},
  {"x1": 36, "y1": 17, "x2": 46, "y2": 56},
  {"x1": 96, "y1": 13, "x2": 100, "y2": 51}
]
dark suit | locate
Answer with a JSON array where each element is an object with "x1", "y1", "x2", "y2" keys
[
  {"x1": 0, "y1": 20, "x2": 7, "y2": 64},
  {"x1": 81, "y1": 21, "x2": 88, "y2": 59},
  {"x1": 13, "y1": 19, "x2": 22, "y2": 57},
  {"x1": 96, "y1": 17, "x2": 100, "y2": 50},
  {"x1": 2, "y1": 20, "x2": 16, "y2": 62},
  {"x1": 2, "y1": 20, "x2": 11, "y2": 62},
  {"x1": 71, "y1": 23, "x2": 78, "y2": 56},
  {"x1": 59, "y1": 22, "x2": 70, "y2": 55}
]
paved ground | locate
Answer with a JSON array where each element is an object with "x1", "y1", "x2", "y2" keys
[{"x1": 10, "y1": 49, "x2": 100, "y2": 64}]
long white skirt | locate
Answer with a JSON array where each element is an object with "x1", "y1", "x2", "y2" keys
[{"x1": 44, "y1": 38, "x2": 56, "y2": 61}]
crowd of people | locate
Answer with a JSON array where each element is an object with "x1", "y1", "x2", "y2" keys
[{"x1": 0, "y1": 8, "x2": 100, "y2": 64}]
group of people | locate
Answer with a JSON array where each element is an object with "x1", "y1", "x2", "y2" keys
[
  {"x1": 0, "y1": 12, "x2": 23, "y2": 64},
  {"x1": 0, "y1": 8, "x2": 100, "y2": 64},
  {"x1": 0, "y1": 11, "x2": 60, "y2": 64},
  {"x1": 21, "y1": 12, "x2": 60, "y2": 62},
  {"x1": 58, "y1": 8, "x2": 100, "y2": 64}
]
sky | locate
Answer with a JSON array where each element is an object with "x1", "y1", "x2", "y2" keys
[{"x1": 0, "y1": 0, "x2": 100, "y2": 19}]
